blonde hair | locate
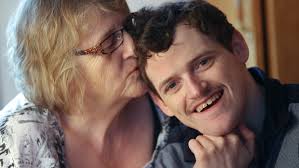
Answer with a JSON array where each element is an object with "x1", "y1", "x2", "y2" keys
[{"x1": 7, "y1": 0, "x2": 129, "y2": 114}]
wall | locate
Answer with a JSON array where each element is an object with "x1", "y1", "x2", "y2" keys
[
  {"x1": 265, "y1": 0, "x2": 299, "y2": 83},
  {"x1": 208, "y1": 0, "x2": 262, "y2": 68},
  {"x1": 0, "y1": 0, "x2": 19, "y2": 108}
]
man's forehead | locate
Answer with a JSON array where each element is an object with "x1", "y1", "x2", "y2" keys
[
  {"x1": 144, "y1": 24, "x2": 210, "y2": 85},
  {"x1": 146, "y1": 52, "x2": 175, "y2": 81},
  {"x1": 146, "y1": 52, "x2": 175, "y2": 73}
]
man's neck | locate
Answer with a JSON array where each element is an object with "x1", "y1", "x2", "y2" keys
[{"x1": 244, "y1": 79, "x2": 266, "y2": 136}]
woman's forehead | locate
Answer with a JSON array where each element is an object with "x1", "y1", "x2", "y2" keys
[{"x1": 77, "y1": 9, "x2": 126, "y2": 49}]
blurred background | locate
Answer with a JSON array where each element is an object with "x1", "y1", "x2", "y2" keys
[
  {"x1": 0, "y1": 0, "x2": 19, "y2": 109},
  {"x1": 1, "y1": 0, "x2": 299, "y2": 108}
]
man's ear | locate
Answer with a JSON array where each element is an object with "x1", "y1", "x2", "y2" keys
[
  {"x1": 149, "y1": 92, "x2": 175, "y2": 117},
  {"x1": 231, "y1": 30, "x2": 249, "y2": 63}
]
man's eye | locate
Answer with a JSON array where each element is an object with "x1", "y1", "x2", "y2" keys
[
  {"x1": 165, "y1": 81, "x2": 178, "y2": 93},
  {"x1": 194, "y1": 57, "x2": 213, "y2": 71},
  {"x1": 200, "y1": 58, "x2": 209, "y2": 66}
]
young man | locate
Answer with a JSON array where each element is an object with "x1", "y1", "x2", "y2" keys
[{"x1": 126, "y1": 0, "x2": 299, "y2": 167}]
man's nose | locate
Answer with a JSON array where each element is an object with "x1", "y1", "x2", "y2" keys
[{"x1": 185, "y1": 75, "x2": 208, "y2": 99}]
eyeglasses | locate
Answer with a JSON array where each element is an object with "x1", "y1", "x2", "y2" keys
[{"x1": 75, "y1": 28, "x2": 124, "y2": 56}]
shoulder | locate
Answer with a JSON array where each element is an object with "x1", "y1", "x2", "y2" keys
[
  {"x1": 276, "y1": 103, "x2": 299, "y2": 168},
  {"x1": 147, "y1": 115, "x2": 195, "y2": 168},
  {"x1": 285, "y1": 84, "x2": 299, "y2": 103},
  {"x1": 285, "y1": 84, "x2": 299, "y2": 117},
  {"x1": 151, "y1": 142, "x2": 194, "y2": 168},
  {"x1": 0, "y1": 93, "x2": 65, "y2": 167},
  {"x1": 0, "y1": 93, "x2": 62, "y2": 138},
  {"x1": 277, "y1": 84, "x2": 299, "y2": 168}
]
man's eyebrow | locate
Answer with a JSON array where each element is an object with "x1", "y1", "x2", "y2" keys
[{"x1": 188, "y1": 50, "x2": 216, "y2": 66}]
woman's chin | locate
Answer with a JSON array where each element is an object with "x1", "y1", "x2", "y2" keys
[
  {"x1": 131, "y1": 84, "x2": 148, "y2": 98},
  {"x1": 122, "y1": 81, "x2": 147, "y2": 99}
]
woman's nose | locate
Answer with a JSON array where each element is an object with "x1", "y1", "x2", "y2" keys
[{"x1": 122, "y1": 31, "x2": 136, "y2": 60}]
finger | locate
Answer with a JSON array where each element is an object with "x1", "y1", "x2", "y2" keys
[
  {"x1": 196, "y1": 135, "x2": 217, "y2": 152},
  {"x1": 226, "y1": 133, "x2": 241, "y2": 148},
  {"x1": 188, "y1": 138, "x2": 204, "y2": 159},
  {"x1": 204, "y1": 135, "x2": 226, "y2": 149},
  {"x1": 239, "y1": 124, "x2": 255, "y2": 155}
]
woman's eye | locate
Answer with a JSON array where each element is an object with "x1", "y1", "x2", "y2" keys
[
  {"x1": 114, "y1": 30, "x2": 123, "y2": 41},
  {"x1": 114, "y1": 33, "x2": 122, "y2": 40},
  {"x1": 107, "y1": 32, "x2": 121, "y2": 46}
]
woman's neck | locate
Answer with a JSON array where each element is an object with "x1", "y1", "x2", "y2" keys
[
  {"x1": 60, "y1": 95, "x2": 153, "y2": 148},
  {"x1": 61, "y1": 95, "x2": 155, "y2": 167}
]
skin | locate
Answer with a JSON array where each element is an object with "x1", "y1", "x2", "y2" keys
[
  {"x1": 189, "y1": 124, "x2": 255, "y2": 168},
  {"x1": 76, "y1": 9, "x2": 147, "y2": 110},
  {"x1": 146, "y1": 24, "x2": 255, "y2": 136},
  {"x1": 145, "y1": 23, "x2": 261, "y2": 167},
  {"x1": 61, "y1": 8, "x2": 154, "y2": 168}
]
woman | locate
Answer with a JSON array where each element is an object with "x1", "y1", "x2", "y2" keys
[{"x1": 0, "y1": 0, "x2": 162, "y2": 167}]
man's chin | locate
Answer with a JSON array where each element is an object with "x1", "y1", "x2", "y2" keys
[{"x1": 196, "y1": 125, "x2": 236, "y2": 136}]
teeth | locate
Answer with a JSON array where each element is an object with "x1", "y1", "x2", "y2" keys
[
  {"x1": 195, "y1": 92, "x2": 222, "y2": 113},
  {"x1": 215, "y1": 94, "x2": 220, "y2": 100},
  {"x1": 196, "y1": 106, "x2": 204, "y2": 113}
]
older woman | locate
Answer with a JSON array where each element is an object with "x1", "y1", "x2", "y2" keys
[{"x1": 0, "y1": 0, "x2": 163, "y2": 167}]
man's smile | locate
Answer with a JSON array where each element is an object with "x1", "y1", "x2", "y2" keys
[{"x1": 193, "y1": 89, "x2": 224, "y2": 113}]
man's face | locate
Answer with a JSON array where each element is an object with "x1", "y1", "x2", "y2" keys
[{"x1": 145, "y1": 24, "x2": 250, "y2": 136}]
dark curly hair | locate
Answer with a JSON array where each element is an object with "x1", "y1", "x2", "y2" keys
[{"x1": 124, "y1": 0, "x2": 234, "y2": 96}]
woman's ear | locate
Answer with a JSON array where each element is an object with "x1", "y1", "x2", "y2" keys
[
  {"x1": 231, "y1": 30, "x2": 249, "y2": 63},
  {"x1": 149, "y1": 92, "x2": 175, "y2": 117}
]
